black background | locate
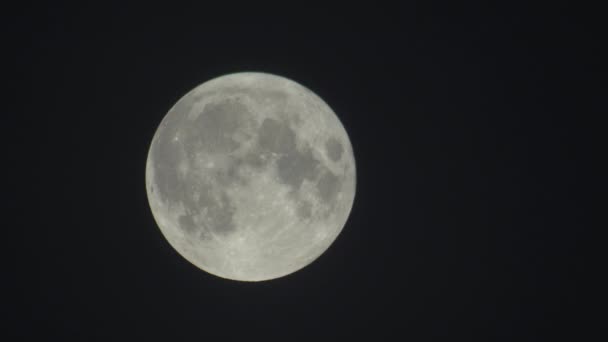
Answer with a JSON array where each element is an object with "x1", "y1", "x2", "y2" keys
[{"x1": 5, "y1": 2, "x2": 599, "y2": 340}]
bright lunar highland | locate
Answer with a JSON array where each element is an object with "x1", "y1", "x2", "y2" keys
[{"x1": 145, "y1": 72, "x2": 356, "y2": 281}]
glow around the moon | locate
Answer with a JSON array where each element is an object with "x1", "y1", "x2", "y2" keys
[{"x1": 145, "y1": 72, "x2": 356, "y2": 281}]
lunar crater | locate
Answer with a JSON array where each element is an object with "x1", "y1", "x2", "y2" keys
[
  {"x1": 184, "y1": 99, "x2": 251, "y2": 154},
  {"x1": 325, "y1": 137, "x2": 344, "y2": 162},
  {"x1": 257, "y1": 118, "x2": 297, "y2": 154}
]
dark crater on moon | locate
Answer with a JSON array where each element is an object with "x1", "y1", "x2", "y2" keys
[
  {"x1": 317, "y1": 170, "x2": 341, "y2": 203},
  {"x1": 325, "y1": 137, "x2": 343, "y2": 162},
  {"x1": 183, "y1": 99, "x2": 251, "y2": 154},
  {"x1": 174, "y1": 179, "x2": 237, "y2": 238},
  {"x1": 276, "y1": 149, "x2": 319, "y2": 191},
  {"x1": 178, "y1": 213, "x2": 197, "y2": 233},
  {"x1": 296, "y1": 200, "x2": 313, "y2": 219},
  {"x1": 258, "y1": 118, "x2": 297, "y2": 153},
  {"x1": 214, "y1": 157, "x2": 249, "y2": 187}
]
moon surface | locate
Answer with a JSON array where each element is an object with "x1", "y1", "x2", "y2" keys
[{"x1": 145, "y1": 72, "x2": 356, "y2": 281}]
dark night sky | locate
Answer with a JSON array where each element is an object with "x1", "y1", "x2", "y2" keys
[{"x1": 5, "y1": 2, "x2": 599, "y2": 341}]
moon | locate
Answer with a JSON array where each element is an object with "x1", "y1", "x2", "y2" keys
[{"x1": 145, "y1": 72, "x2": 356, "y2": 281}]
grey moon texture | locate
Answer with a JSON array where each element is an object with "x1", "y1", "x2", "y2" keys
[{"x1": 145, "y1": 72, "x2": 356, "y2": 281}]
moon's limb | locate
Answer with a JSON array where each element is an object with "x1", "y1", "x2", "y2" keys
[{"x1": 146, "y1": 72, "x2": 356, "y2": 281}]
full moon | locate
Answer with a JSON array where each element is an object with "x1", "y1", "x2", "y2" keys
[{"x1": 145, "y1": 72, "x2": 356, "y2": 281}]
